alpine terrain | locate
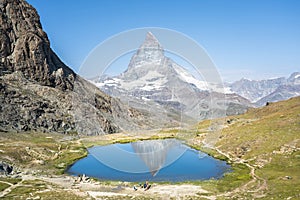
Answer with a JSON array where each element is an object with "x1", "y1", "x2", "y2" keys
[
  {"x1": 230, "y1": 72, "x2": 300, "y2": 106},
  {"x1": 94, "y1": 32, "x2": 251, "y2": 124}
]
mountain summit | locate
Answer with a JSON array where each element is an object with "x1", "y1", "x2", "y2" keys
[
  {"x1": 141, "y1": 32, "x2": 162, "y2": 49},
  {"x1": 127, "y1": 32, "x2": 164, "y2": 72}
]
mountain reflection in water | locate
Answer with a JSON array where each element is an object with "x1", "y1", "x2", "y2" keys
[{"x1": 131, "y1": 139, "x2": 180, "y2": 176}]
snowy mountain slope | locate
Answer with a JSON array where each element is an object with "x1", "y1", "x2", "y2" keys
[{"x1": 92, "y1": 32, "x2": 251, "y2": 122}]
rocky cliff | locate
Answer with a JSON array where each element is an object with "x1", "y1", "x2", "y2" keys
[
  {"x1": 0, "y1": 0, "x2": 75, "y2": 90},
  {"x1": 0, "y1": 0, "x2": 148, "y2": 134}
]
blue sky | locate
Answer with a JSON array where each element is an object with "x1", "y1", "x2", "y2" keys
[{"x1": 26, "y1": 0, "x2": 300, "y2": 81}]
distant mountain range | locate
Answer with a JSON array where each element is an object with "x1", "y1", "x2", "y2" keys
[{"x1": 229, "y1": 72, "x2": 300, "y2": 106}]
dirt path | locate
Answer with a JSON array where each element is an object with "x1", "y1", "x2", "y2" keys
[
  {"x1": 0, "y1": 179, "x2": 24, "y2": 198},
  {"x1": 199, "y1": 146, "x2": 268, "y2": 199},
  {"x1": 0, "y1": 173, "x2": 210, "y2": 199},
  {"x1": 87, "y1": 184, "x2": 208, "y2": 199}
]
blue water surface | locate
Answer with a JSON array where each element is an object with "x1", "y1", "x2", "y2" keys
[{"x1": 67, "y1": 139, "x2": 231, "y2": 182}]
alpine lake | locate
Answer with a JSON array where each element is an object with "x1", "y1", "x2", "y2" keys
[{"x1": 67, "y1": 139, "x2": 231, "y2": 182}]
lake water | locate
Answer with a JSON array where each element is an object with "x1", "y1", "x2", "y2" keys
[{"x1": 67, "y1": 139, "x2": 231, "y2": 182}]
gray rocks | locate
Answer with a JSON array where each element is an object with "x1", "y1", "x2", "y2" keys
[
  {"x1": 0, "y1": 72, "x2": 76, "y2": 133},
  {"x1": 0, "y1": 161, "x2": 13, "y2": 175}
]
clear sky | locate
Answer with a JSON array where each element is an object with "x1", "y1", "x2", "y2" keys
[{"x1": 26, "y1": 0, "x2": 300, "y2": 82}]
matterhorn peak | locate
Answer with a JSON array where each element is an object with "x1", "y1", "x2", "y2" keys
[
  {"x1": 141, "y1": 32, "x2": 162, "y2": 49},
  {"x1": 127, "y1": 32, "x2": 165, "y2": 70}
]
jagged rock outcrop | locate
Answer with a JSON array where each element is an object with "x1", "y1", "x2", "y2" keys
[
  {"x1": 0, "y1": 161, "x2": 13, "y2": 175},
  {"x1": 0, "y1": 0, "x2": 75, "y2": 90},
  {"x1": 0, "y1": 0, "x2": 149, "y2": 134}
]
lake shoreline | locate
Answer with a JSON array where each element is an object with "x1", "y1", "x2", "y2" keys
[{"x1": 0, "y1": 130, "x2": 250, "y2": 199}]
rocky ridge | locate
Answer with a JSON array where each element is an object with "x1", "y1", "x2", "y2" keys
[{"x1": 0, "y1": 0, "x2": 149, "y2": 135}]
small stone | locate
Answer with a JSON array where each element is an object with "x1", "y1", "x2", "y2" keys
[{"x1": 285, "y1": 176, "x2": 292, "y2": 180}]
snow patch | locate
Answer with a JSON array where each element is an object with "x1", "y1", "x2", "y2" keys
[
  {"x1": 120, "y1": 71, "x2": 167, "y2": 91},
  {"x1": 172, "y1": 64, "x2": 208, "y2": 90},
  {"x1": 173, "y1": 64, "x2": 233, "y2": 93}
]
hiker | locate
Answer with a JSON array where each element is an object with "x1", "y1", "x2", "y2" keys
[
  {"x1": 143, "y1": 181, "x2": 148, "y2": 189},
  {"x1": 144, "y1": 181, "x2": 151, "y2": 191},
  {"x1": 133, "y1": 185, "x2": 138, "y2": 191}
]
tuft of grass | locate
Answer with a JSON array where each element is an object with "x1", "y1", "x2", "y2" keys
[
  {"x1": 3, "y1": 179, "x2": 86, "y2": 200},
  {"x1": 0, "y1": 177, "x2": 21, "y2": 185},
  {"x1": 37, "y1": 191, "x2": 86, "y2": 200},
  {"x1": 199, "y1": 163, "x2": 251, "y2": 193},
  {"x1": 255, "y1": 151, "x2": 300, "y2": 200},
  {"x1": 0, "y1": 182, "x2": 10, "y2": 192}
]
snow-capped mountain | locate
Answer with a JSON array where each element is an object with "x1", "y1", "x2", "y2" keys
[
  {"x1": 92, "y1": 32, "x2": 251, "y2": 122},
  {"x1": 230, "y1": 72, "x2": 300, "y2": 106}
]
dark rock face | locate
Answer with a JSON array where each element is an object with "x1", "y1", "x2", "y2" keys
[
  {"x1": 0, "y1": 0, "x2": 75, "y2": 90},
  {"x1": 0, "y1": 0, "x2": 148, "y2": 134},
  {"x1": 0, "y1": 161, "x2": 13, "y2": 175},
  {"x1": 0, "y1": 72, "x2": 76, "y2": 133}
]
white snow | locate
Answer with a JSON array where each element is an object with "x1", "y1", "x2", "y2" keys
[
  {"x1": 209, "y1": 83, "x2": 234, "y2": 94},
  {"x1": 90, "y1": 78, "x2": 120, "y2": 87},
  {"x1": 295, "y1": 74, "x2": 300, "y2": 79},
  {"x1": 173, "y1": 64, "x2": 233, "y2": 93},
  {"x1": 172, "y1": 64, "x2": 208, "y2": 90},
  {"x1": 91, "y1": 63, "x2": 233, "y2": 94},
  {"x1": 89, "y1": 70, "x2": 167, "y2": 92},
  {"x1": 101, "y1": 71, "x2": 168, "y2": 91},
  {"x1": 121, "y1": 71, "x2": 167, "y2": 91}
]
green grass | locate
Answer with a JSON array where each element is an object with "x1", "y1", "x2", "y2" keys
[
  {"x1": 3, "y1": 179, "x2": 86, "y2": 200},
  {"x1": 0, "y1": 178, "x2": 22, "y2": 192},
  {"x1": 196, "y1": 97, "x2": 300, "y2": 197},
  {"x1": 38, "y1": 191, "x2": 87, "y2": 200},
  {"x1": 218, "y1": 97, "x2": 300, "y2": 160},
  {"x1": 0, "y1": 131, "x2": 87, "y2": 175},
  {"x1": 256, "y1": 151, "x2": 300, "y2": 199},
  {"x1": 0, "y1": 177, "x2": 21, "y2": 185},
  {"x1": 52, "y1": 145, "x2": 87, "y2": 174},
  {"x1": 215, "y1": 163, "x2": 251, "y2": 192},
  {"x1": 0, "y1": 182, "x2": 10, "y2": 192},
  {"x1": 197, "y1": 163, "x2": 251, "y2": 194}
]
